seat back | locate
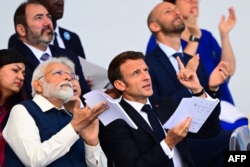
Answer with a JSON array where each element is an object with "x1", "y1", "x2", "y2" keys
[{"x1": 229, "y1": 125, "x2": 250, "y2": 151}]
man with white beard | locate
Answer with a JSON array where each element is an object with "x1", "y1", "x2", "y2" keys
[{"x1": 3, "y1": 57, "x2": 108, "y2": 167}]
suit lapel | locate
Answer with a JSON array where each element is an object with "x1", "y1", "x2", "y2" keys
[
  {"x1": 17, "y1": 41, "x2": 40, "y2": 70},
  {"x1": 149, "y1": 97, "x2": 172, "y2": 125},
  {"x1": 49, "y1": 45, "x2": 58, "y2": 58},
  {"x1": 120, "y1": 98, "x2": 158, "y2": 143},
  {"x1": 154, "y1": 46, "x2": 180, "y2": 83}
]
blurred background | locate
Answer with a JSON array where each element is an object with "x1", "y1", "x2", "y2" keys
[{"x1": 0, "y1": 0, "x2": 249, "y2": 115}]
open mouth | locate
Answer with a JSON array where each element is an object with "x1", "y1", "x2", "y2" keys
[
  {"x1": 142, "y1": 84, "x2": 151, "y2": 89},
  {"x1": 73, "y1": 88, "x2": 78, "y2": 95}
]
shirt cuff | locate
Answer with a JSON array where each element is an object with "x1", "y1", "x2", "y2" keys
[
  {"x1": 84, "y1": 142, "x2": 102, "y2": 159},
  {"x1": 160, "y1": 140, "x2": 174, "y2": 158}
]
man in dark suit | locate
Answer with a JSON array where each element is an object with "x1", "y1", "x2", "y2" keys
[
  {"x1": 144, "y1": 2, "x2": 232, "y2": 167},
  {"x1": 100, "y1": 51, "x2": 221, "y2": 167},
  {"x1": 145, "y1": 1, "x2": 231, "y2": 104},
  {"x1": 8, "y1": 0, "x2": 86, "y2": 59},
  {"x1": 10, "y1": 1, "x2": 90, "y2": 99}
]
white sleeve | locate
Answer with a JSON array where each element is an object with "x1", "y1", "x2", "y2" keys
[
  {"x1": 84, "y1": 142, "x2": 107, "y2": 167},
  {"x1": 160, "y1": 140, "x2": 174, "y2": 159},
  {"x1": 3, "y1": 104, "x2": 79, "y2": 167}
]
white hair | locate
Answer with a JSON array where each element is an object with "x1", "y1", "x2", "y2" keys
[{"x1": 31, "y1": 57, "x2": 75, "y2": 97}]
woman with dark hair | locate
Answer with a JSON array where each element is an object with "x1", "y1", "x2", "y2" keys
[{"x1": 0, "y1": 49, "x2": 26, "y2": 166}]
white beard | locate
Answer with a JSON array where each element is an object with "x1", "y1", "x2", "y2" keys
[{"x1": 42, "y1": 80, "x2": 73, "y2": 103}]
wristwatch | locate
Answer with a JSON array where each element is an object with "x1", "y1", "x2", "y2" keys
[{"x1": 189, "y1": 35, "x2": 200, "y2": 42}]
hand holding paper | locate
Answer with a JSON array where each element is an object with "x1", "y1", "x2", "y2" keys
[
  {"x1": 163, "y1": 96, "x2": 219, "y2": 133},
  {"x1": 83, "y1": 90, "x2": 138, "y2": 129}
]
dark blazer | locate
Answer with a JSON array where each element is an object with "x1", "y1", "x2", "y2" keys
[
  {"x1": 145, "y1": 45, "x2": 219, "y2": 104},
  {"x1": 100, "y1": 96, "x2": 221, "y2": 167},
  {"x1": 145, "y1": 45, "x2": 228, "y2": 167},
  {"x1": 10, "y1": 41, "x2": 90, "y2": 100},
  {"x1": 8, "y1": 27, "x2": 86, "y2": 59}
]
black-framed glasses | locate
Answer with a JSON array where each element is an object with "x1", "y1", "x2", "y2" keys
[{"x1": 38, "y1": 69, "x2": 79, "y2": 81}]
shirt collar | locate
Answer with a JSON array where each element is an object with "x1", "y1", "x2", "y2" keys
[
  {"x1": 54, "y1": 25, "x2": 60, "y2": 36},
  {"x1": 23, "y1": 42, "x2": 52, "y2": 61},
  {"x1": 123, "y1": 98, "x2": 151, "y2": 112},
  {"x1": 158, "y1": 42, "x2": 183, "y2": 58},
  {"x1": 32, "y1": 94, "x2": 71, "y2": 116}
]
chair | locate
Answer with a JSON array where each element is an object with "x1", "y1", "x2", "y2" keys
[{"x1": 229, "y1": 125, "x2": 250, "y2": 151}]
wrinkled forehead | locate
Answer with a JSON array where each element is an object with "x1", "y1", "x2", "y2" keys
[
  {"x1": 121, "y1": 59, "x2": 147, "y2": 72},
  {"x1": 45, "y1": 62, "x2": 73, "y2": 73}
]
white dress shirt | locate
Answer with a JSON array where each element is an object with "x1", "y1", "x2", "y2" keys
[
  {"x1": 51, "y1": 25, "x2": 66, "y2": 48},
  {"x1": 23, "y1": 42, "x2": 52, "y2": 63},
  {"x1": 3, "y1": 94, "x2": 107, "y2": 167},
  {"x1": 123, "y1": 98, "x2": 184, "y2": 167},
  {"x1": 158, "y1": 42, "x2": 183, "y2": 73}
]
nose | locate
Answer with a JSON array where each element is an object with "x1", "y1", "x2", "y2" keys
[
  {"x1": 18, "y1": 72, "x2": 25, "y2": 81},
  {"x1": 174, "y1": 8, "x2": 181, "y2": 16},
  {"x1": 43, "y1": 17, "x2": 53, "y2": 27},
  {"x1": 142, "y1": 71, "x2": 150, "y2": 80},
  {"x1": 63, "y1": 72, "x2": 73, "y2": 81}
]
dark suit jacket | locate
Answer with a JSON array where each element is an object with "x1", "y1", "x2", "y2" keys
[
  {"x1": 8, "y1": 27, "x2": 86, "y2": 59},
  {"x1": 145, "y1": 45, "x2": 219, "y2": 104},
  {"x1": 145, "y1": 45, "x2": 228, "y2": 167},
  {"x1": 100, "y1": 96, "x2": 221, "y2": 167},
  {"x1": 10, "y1": 41, "x2": 90, "y2": 100}
]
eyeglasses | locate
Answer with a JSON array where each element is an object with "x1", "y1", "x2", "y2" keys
[
  {"x1": 38, "y1": 69, "x2": 79, "y2": 81},
  {"x1": 50, "y1": 0, "x2": 66, "y2": 4}
]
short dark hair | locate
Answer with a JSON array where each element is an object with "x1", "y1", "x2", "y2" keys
[
  {"x1": 14, "y1": 1, "x2": 44, "y2": 38},
  {"x1": 0, "y1": 49, "x2": 26, "y2": 68},
  {"x1": 108, "y1": 51, "x2": 145, "y2": 92}
]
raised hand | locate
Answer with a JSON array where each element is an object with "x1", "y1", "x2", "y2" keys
[
  {"x1": 219, "y1": 7, "x2": 236, "y2": 37},
  {"x1": 70, "y1": 98, "x2": 108, "y2": 134},
  {"x1": 176, "y1": 56, "x2": 202, "y2": 93},
  {"x1": 186, "y1": 54, "x2": 200, "y2": 73},
  {"x1": 209, "y1": 61, "x2": 231, "y2": 91},
  {"x1": 164, "y1": 117, "x2": 192, "y2": 150},
  {"x1": 79, "y1": 118, "x2": 100, "y2": 146}
]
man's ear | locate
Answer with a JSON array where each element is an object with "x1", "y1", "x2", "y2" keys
[
  {"x1": 32, "y1": 80, "x2": 43, "y2": 94},
  {"x1": 114, "y1": 80, "x2": 126, "y2": 92},
  {"x1": 16, "y1": 24, "x2": 26, "y2": 37},
  {"x1": 149, "y1": 22, "x2": 161, "y2": 33}
]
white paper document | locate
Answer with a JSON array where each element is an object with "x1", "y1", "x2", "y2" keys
[
  {"x1": 83, "y1": 90, "x2": 138, "y2": 129},
  {"x1": 219, "y1": 100, "x2": 246, "y2": 123},
  {"x1": 79, "y1": 57, "x2": 110, "y2": 90},
  {"x1": 163, "y1": 97, "x2": 219, "y2": 133}
]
